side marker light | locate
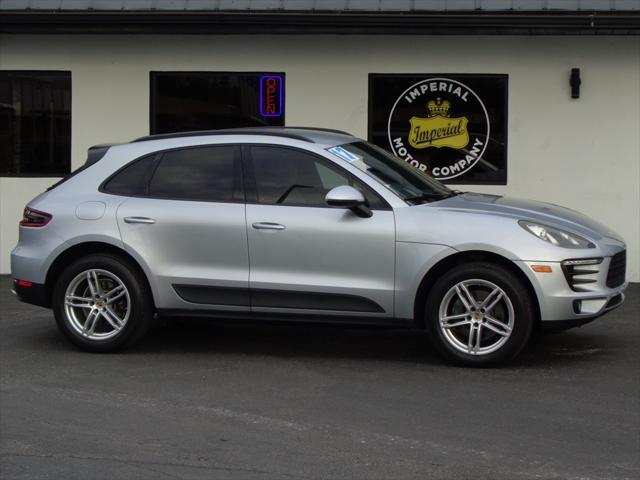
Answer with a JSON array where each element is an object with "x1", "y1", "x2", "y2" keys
[{"x1": 531, "y1": 265, "x2": 553, "y2": 273}]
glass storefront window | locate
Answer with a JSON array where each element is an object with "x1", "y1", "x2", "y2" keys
[
  {"x1": 0, "y1": 71, "x2": 71, "y2": 176},
  {"x1": 150, "y1": 72, "x2": 285, "y2": 134},
  {"x1": 369, "y1": 74, "x2": 508, "y2": 185}
]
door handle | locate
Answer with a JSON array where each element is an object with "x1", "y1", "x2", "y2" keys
[
  {"x1": 252, "y1": 222, "x2": 286, "y2": 231},
  {"x1": 124, "y1": 216, "x2": 156, "y2": 224}
]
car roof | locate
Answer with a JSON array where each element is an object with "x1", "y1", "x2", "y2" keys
[{"x1": 131, "y1": 127, "x2": 356, "y2": 146}]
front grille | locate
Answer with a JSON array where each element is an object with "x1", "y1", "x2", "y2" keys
[
  {"x1": 561, "y1": 258, "x2": 603, "y2": 292},
  {"x1": 606, "y1": 251, "x2": 626, "y2": 288}
]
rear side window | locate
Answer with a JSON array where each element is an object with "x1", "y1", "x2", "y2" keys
[
  {"x1": 148, "y1": 145, "x2": 242, "y2": 202},
  {"x1": 102, "y1": 154, "x2": 158, "y2": 196}
]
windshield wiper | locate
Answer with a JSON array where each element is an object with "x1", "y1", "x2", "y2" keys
[
  {"x1": 365, "y1": 165, "x2": 461, "y2": 203},
  {"x1": 404, "y1": 191, "x2": 457, "y2": 203}
]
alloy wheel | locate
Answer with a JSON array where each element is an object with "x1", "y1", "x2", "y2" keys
[
  {"x1": 63, "y1": 269, "x2": 131, "y2": 340},
  {"x1": 438, "y1": 279, "x2": 514, "y2": 356}
]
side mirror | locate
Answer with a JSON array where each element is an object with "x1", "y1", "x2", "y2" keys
[{"x1": 325, "y1": 185, "x2": 372, "y2": 218}]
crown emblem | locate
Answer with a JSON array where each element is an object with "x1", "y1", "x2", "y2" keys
[
  {"x1": 427, "y1": 98, "x2": 450, "y2": 117},
  {"x1": 409, "y1": 96, "x2": 469, "y2": 150}
]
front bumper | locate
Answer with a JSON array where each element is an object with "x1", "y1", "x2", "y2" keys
[
  {"x1": 516, "y1": 255, "x2": 628, "y2": 325},
  {"x1": 540, "y1": 297, "x2": 624, "y2": 332}
]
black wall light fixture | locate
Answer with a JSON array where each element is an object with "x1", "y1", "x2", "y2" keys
[{"x1": 570, "y1": 68, "x2": 581, "y2": 99}]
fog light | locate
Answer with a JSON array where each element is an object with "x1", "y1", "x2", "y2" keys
[{"x1": 573, "y1": 298, "x2": 607, "y2": 315}]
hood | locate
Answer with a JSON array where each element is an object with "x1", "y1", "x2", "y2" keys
[{"x1": 434, "y1": 192, "x2": 623, "y2": 243}]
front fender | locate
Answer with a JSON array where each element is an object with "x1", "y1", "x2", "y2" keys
[{"x1": 394, "y1": 242, "x2": 458, "y2": 320}]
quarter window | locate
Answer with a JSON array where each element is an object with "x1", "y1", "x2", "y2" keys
[
  {"x1": 249, "y1": 146, "x2": 386, "y2": 209},
  {"x1": 148, "y1": 146, "x2": 243, "y2": 202},
  {"x1": 102, "y1": 154, "x2": 158, "y2": 196}
]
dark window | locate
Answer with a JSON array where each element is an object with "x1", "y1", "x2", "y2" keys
[
  {"x1": 0, "y1": 71, "x2": 71, "y2": 176},
  {"x1": 249, "y1": 146, "x2": 386, "y2": 209},
  {"x1": 102, "y1": 154, "x2": 158, "y2": 196},
  {"x1": 150, "y1": 72, "x2": 285, "y2": 134},
  {"x1": 369, "y1": 74, "x2": 508, "y2": 185},
  {"x1": 148, "y1": 146, "x2": 243, "y2": 202}
]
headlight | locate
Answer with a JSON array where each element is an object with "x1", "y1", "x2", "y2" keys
[{"x1": 518, "y1": 221, "x2": 594, "y2": 249}]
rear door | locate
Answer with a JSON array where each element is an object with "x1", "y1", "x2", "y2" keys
[
  {"x1": 114, "y1": 145, "x2": 250, "y2": 311},
  {"x1": 244, "y1": 145, "x2": 396, "y2": 318}
]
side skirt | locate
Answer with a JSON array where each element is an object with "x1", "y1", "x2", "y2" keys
[
  {"x1": 157, "y1": 308, "x2": 415, "y2": 328},
  {"x1": 172, "y1": 284, "x2": 385, "y2": 313}
]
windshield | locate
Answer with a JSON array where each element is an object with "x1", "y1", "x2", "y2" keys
[{"x1": 327, "y1": 141, "x2": 454, "y2": 204}]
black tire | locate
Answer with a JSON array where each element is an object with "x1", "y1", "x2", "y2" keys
[
  {"x1": 52, "y1": 253, "x2": 153, "y2": 352},
  {"x1": 425, "y1": 262, "x2": 535, "y2": 367}
]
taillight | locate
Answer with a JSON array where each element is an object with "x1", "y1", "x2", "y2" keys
[{"x1": 20, "y1": 208, "x2": 52, "y2": 228}]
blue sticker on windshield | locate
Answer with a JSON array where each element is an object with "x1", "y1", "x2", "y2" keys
[{"x1": 328, "y1": 146, "x2": 360, "y2": 163}]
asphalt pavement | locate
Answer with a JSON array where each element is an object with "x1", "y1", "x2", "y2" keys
[{"x1": 1, "y1": 276, "x2": 638, "y2": 479}]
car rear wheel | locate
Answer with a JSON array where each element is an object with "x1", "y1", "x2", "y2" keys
[
  {"x1": 425, "y1": 262, "x2": 535, "y2": 366},
  {"x1": 52, "y1": 254, "x2": 153, "y2": 352}
]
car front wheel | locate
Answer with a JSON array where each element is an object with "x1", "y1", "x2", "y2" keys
[{"x1": 425, "y1": 262, "x2": 535, "y2": 366}]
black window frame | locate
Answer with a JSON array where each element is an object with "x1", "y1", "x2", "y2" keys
[
  {"x1": 242, "y1": 144, "x2": 391, "y2": 211},
  {"x1": 0, "y1": 70, "x2": 72, "y2": 178},
  {"x1": 149, "y1": 71, "x2": 286, "y2": 135},
  {"x1": 100, "y1": 144, "x2": 245, "y2": 204}
]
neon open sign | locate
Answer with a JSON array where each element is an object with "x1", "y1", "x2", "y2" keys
[{"x1": 260, "y1": 75, "x2": 283, "y2": 117}]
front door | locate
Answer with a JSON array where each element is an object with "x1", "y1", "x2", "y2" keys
[{"x1": 244, "y1": 145, "x2": 396, "y2": 318}]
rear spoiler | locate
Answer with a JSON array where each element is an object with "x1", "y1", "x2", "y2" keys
[
  {"x1": 86, "y1": 143, "x2": 117, "y2": 166},
  {"x1": 46, "y1": 143, "x2": 119, "y2": 191}
]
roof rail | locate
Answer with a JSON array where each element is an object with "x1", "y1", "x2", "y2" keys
[
  {"x1": 131, "y1": 128, "x2": 315, "y2": 144},
  {"x1": 284, "y1": 127, "x2": 354, "y2": 136}
]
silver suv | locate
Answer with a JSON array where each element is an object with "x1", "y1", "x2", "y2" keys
[{"x1": 11, "y1": 128, "x2": 628, "y2": 366}]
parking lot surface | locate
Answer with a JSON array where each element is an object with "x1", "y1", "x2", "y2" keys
[{"x1": 1, "y1": 276, "x2": 638, "y2": 480}]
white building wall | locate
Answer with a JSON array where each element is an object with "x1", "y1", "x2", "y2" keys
[{"x1": 1, "y1": 34, "x2": 639, "y2": 281}]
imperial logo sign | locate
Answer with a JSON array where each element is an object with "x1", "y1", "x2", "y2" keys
[
  {"x1": 369, "y1": 74, "x2": 507, "y2": 185},
  {"x1": 408, "y1": 98, "x2": 470, "y2": 150}
]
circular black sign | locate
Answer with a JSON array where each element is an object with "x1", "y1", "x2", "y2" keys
[{"x1": 387, "y1": 77, "x2": 490, "y2": 180}]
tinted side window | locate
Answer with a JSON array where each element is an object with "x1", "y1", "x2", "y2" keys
[
  {"x1": 249, "y1": 146, "x2": 386, "y2": 209},
  {"x1": 102, "y1": 154, "x2": 158, "y2": 196},
  {"x1": 148, "y1": 146, "x2": 242, "y2": 202}
]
